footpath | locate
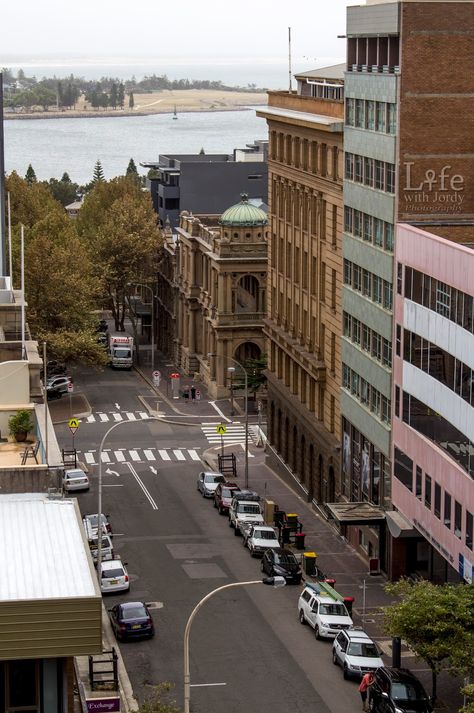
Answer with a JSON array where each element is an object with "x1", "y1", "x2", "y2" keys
[{"x1": 70, "y1": 348, "x2": 461, "y2": 712}]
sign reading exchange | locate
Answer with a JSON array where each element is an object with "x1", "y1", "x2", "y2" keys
[
  {"x1": 401, "y1": 161, "x2": 466, "y2": 216},
  {"x1": 86, "y1": 698, "x2": 120, "y2": 712}
]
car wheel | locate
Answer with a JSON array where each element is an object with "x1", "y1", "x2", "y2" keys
[
  {"x1": 234, "y1": 527, "x2": 240, "y2": 536},
  {"x1": 343, "y1": 664, "x2": 349, "y2": 680},
  {"x1": 299, "y1": 609, "x2": 306, "y2": 625},
  {"x1": 332, "y1": 651, "x2": 338, "y2": 666},
  {"x1": 294, "y1": 576, "x2": 302, "y2": 585},
  {"x1": 219, "y1": 506, "x2": 224, "y2": 515},
  {"x1": 229, "y1": 518, "x2": 233, "y2": 527},
  {"x1": 260, "y1": 561, "x2": 265, "y2": 572},
  {"x1": 368, "y1": 696, "x2": 376, "y2": 712},
  {"x1": 314, "y1": 625, "x2": 321, "y2": 640}
]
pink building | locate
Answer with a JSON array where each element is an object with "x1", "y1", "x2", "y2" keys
[{"x1": 392, "y1": 224, "x2": 474, "y2": 583}]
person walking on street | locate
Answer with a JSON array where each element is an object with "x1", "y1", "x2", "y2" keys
[{"x1": 359, "y1": 672, "x2": 374, "y2": 711}]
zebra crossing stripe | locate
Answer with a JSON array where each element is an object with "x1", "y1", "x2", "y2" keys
[
  {"x1": 189, "y1": 450, "x2": 200, "y2": 461},
  {"x1": 158, "y1": 450, "x2": 171, "y2": 460},
  {"x1": 129, "y1": 450, "x2": 141, "y2": 461},
  {"x1": 139, "y1": 412, "x2": 149, "y2": 419},
  {"x1": 126, "y1": 412, "x2": 136, "y2": 421},
  {"x1": 86, "y1": 415, "x2": 95, "y2": 423},
  {"x1": 113, "y1": 413, "x2": 122, "y2": 421},
  {"x1": 144, "y1": 450, "x2": 156, "y2": 461},
  {"x1": 115, "y1": 451, "x2": 126, "y2": 462},
  {"x1": 100, "y1": 452, "x2": 111, "y2": 463},
  {"x1": 85, "y1": 452, "x2": 95, "y2": 464},
  {"x1": 99, "y1": 413, "x2": 108, "y2": 422},
  {"x1": 173, "y1": 449, "x2": 185, "y2": 461}
]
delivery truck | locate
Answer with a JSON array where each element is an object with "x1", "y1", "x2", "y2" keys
[{"x1": 109, "y1": 334, "x2": 134, "y2": 369}]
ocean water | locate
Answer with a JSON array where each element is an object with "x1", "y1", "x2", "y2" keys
[{"x1": 3, "y1": 108, "x2": 269, "y2": 185}]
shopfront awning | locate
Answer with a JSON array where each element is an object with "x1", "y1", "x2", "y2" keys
[
  {"x1": 325, "y1": 501, "x2": 386, "y2": 526},
  {"x1": 385, "y1": 510, "x2": 417, "y2": 538}
]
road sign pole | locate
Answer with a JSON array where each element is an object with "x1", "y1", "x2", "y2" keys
[{"x1": 221, "y1": 434, "x2": 224, "y2": 458}]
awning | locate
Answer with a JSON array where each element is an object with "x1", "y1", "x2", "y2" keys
[
  {"x1": 385, "y1": 510, "x2": 417, "y2": 538},
  {"x1": 325, "y1": 501, "x2": 386, "y2": 526}
]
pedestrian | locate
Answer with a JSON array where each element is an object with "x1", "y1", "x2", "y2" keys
[
  {"x1": 359, "y1": 672, "x2": 374, "y2": 712},
  {"x1": 190, "y1": 386, "x2": 196, "y2": 401}
]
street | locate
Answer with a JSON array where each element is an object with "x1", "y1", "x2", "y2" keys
[{"x1": 55, "y1": 366, "x2": 365, "y2": 713}]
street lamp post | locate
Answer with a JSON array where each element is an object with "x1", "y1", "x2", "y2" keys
[
  {"x1": 227, "y1": 366, "x2": 235, "y2": 417},
  {"x1": 128, "y1": 283, "x2": 155, "y2": 374},
  {"x1": 208, "y1": 353, "x2": 249, "y2": 488},
  {"x1": 183, "y1": 577, "x2": 285, "y2": 713}
]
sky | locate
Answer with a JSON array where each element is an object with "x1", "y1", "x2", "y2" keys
[{"x1": 0, "y1": 0, "x2": 349, "y2": 69}]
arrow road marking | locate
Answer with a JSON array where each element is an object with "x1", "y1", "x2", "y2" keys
[
  {"x1": 105, "y1": 468, "x2": 120, "y2": 477},
  {"x1": 126, "y1": 462, "x2": 158, "y2": 510},
  {"x1": 150, "y1": 466, "x2": 158, "y2": 474},
  {"x1": 115, "y1": 403, "x2": 120, "y2": 410}
]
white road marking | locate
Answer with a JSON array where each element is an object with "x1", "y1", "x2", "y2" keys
[
  {"x1": 208, "y1": 401, "x2": 231, "y2": 422},
  {"x1": 112, "y1": 413, "x2": 122, "y2": 421},
  {"x1": 189, "y1": 450, "x2": 200, "y2": 460},
  {"x1": 99, "y1": 413, "x2": 108, "y2": 422},
  {"x1": 150, "y1": 466, "x2": 158, "y2": 474},
  {"x1": 173, "y1": 449, "x2": 185, "y2": 460},
  {"x1": 85, "y1": 452, "x2": 96, "y2": 464},
  {"x1": 100, "y1": 452, "x2": 111, "y2": 463},
  {"x1": 144, "y1": 450, "x2": 156, "y2": 460},
  {"x1": 159, "y1": 450, "x2": 171, "y2": 460},
  {"x1": 115, "y1": 451, "x2": 126, "y2": 462},
  {"x1": 130, "y1": 450, "x2": 140, "y2": 461},
  {"x1": 103, "y1": 484, "x2": 124, "y2": 487},
  {"x1": 115, "y1": 403, "x2": 120, "y2": 410},
  {"x1": 126, "y1": 412, "x2": 136, "y2": 421},
  {"x1": 139, "y1": 412, "x2": 149, "y2": 419},
  {"x1": 190, "y1": 683, "x2": 227, "y2": 688},
  {"x1": 127, "y1": 462, "x2": 158, "y2": 509},
  {"x1": 105, "y1": 468, "x2": 120, "y2": 477},
  {"x1": 86, "y1": 415, "x2": 95, "y2": 423}
]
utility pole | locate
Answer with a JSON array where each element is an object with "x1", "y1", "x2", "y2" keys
[{"x1": 0, "y1": 73, "x2": 7, "y2": 276}]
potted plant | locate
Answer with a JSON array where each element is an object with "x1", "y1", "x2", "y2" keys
[{"x1": 8, "y1": 409, "x2": 35, "y2": 443}]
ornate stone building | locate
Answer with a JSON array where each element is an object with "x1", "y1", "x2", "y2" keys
[
  {"x1": 169, "y1": 196, "x2": 268, "y2": 397},
  {"x1": 257, "y1": 65, "x2": 345, "y2": 506}
]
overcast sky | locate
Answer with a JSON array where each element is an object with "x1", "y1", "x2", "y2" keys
[{"x1": 0, "y1": 0, "x2": 349, "y2": 64}]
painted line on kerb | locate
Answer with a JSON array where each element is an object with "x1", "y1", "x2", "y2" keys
[
  {"x1": 190, "y1": 683, "x2": 227, "y2": 688},
  {"x1": 208, "y1": 401, "x2": 231, "y2": 422},
  {"x1": 126, "y1": 462, "x2": 158, "y2": 510}
]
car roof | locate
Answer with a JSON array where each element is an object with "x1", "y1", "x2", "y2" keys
[
  {"x1": 100, "y1": 559, "x2": 125, "y2": 571},
  {"x1": 120, "y1": 600, "x2": 146, "y2": 610},
  {"x1": 201, "y1": 471, "x2": 223, "y2": 476},
  {"x1": 378, "y1": 668, "x2": 421, "y2": 683},
  {"x1": 343, "y1": 629, "x2": 373, "y2": 641},
  {"x1": 65, "y1": 469, "x2": 86, "y2": 476},
  {"x1": 270, "y1": 547, "x2": 294, "y2": 555},
  {"x1": 254, "y1": 525, "x2": 275, "y2": 531}
]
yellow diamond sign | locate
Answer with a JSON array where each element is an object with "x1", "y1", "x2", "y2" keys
[
  {"x1": 68, "y1": 418, "x2": 79, "y2": 434},
  {"x1": 216, "y1": 424, "x2": 227, "y2": 435}
]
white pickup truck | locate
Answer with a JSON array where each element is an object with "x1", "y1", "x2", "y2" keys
[
  {"x1": 243, "y1": 524, "x2": 280, "y2": 557},
  {"x1": 228, "y1": 491, "x2": 263, "y2": 536}
]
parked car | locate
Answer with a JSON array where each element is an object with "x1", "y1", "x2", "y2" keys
[
  {"x1": 41, "y1": 360, "x2": 66, "y2": 379},
  {"x1": 243, "y1": 524, "x2": 280, "y2": 557},
  {"x1": 368, "y1": 667, "x2": 432, "y2": 713},
  {"x1": 298, "y1": 583, "x2": 353, "y2": 639},
  {"x1": 83, "y1": 513, "x2": 113, "y2": 538},
  {"x1": 261, "y1": 547, "x2": 302, "y2": 584},
  {"x1": 63, "y1": 468, "x2": 89, "y2": 492},
  {"x1": 213, "y1": 482, "x2": 240, "y2": 514},
  {"x1": 99, "y1": 559, "x2": 130, "y2": 594},
  {"x1": 197, "y1": 471, "x2": 226, "y2": 498},
  {"x1": 228, "y1": 490, "x2": 262, "y2": 535},
  {"x1": 46, "y1": 374, "x2": 71, "y2": 394},
  {"x1": 332, "y1": 629, "x2": 384, "y2": 679},
  {"x1": 88, "y1": 534, "x2": 114, "y2": 563},
  {"x1": 109, "y1": 601, "x2": 154, "y2": 641}
]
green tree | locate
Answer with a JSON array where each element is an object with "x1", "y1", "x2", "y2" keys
[
  {"x1": 110, "y1": 82, "x2": 118, "y2": 109},
  {"x1": 92, "y1": 160, "x2": 105, "y2": 185},
  {"x1": 25, "y1": 164, "x2": 37, "y2": 184},
  {"x1": 383, "y1": 579, "x2": 474, "y2": 703},
  {"x1": 33, "y1": 85, "x2": 56, "y2": 110},
  {"x1": 461, "y1": 684, "x2": 474, "y2": 713},
  {"x1": 128, "y1": 91, "x2": 135, "y2": 109},
  {"x1": 126, "y1": 158, "x2": 139, "y2": 180},
  {"x1": 46, "y1": 173, "x2": 80, "y2": 207},
  {"x1": 118, "y1": 83, "x2": 125, "y2": 108}
]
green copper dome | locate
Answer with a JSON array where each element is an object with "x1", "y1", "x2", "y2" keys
[{"x1": 219, "y1": 194, "x2": 268, "y2": 227}]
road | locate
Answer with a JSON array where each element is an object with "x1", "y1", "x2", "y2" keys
[{"x1": 56, "y1": 367, "x2": 364, "y2": 713}]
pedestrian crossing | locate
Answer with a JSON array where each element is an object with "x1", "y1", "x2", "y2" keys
[
  {"x1": 201, "y1": 422, "x2": 258, "y2": 446},
  {"x1": 77, "y1": 447, "x2": 202, "y2": 466},
  {"x1": 84, "y1": 411, "x2": 150, "y2": 424}
]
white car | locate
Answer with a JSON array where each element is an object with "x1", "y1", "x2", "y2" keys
[
  {"x1": 197, "y1": 471, "x2": 226, "y2": 498},
  {"x1": 332, "y1": 629, "x2": 384, "y2": 679},
  {"x1": 63, "y1": 468, "x2": 89, "y2": 492},
  {"x1": 83, "y1": 513, "x2": 113, "y2": 538},
  {"x1": 244, "y1": 525, "x2": 280, "y2": 556},
  {"x1": 99, "y1": 559, "x2": 130, "y2": 594},
  {"x1": 88, "y1": 535, "x2": 114, "y2": 563},
  {"x1": 298, "y1": 583, "x2": 353, "y2": 639}
]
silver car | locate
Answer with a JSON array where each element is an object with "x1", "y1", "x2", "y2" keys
[
  {"x1": 63, "y1": 468, "x2": 89, "y2": 492},
  {"x1": 197, "y1": 471, "x2": 226, "y2": 497}
]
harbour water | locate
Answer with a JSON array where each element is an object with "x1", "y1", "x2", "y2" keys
[{"x1": 3, "y1": 108, "x2": 269, "y2": 185}]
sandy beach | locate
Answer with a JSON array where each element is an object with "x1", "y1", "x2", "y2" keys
[{"x1": 5, "y1": 89, "x2": 268, "y2": 120}]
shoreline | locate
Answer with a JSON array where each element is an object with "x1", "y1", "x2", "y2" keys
[{"x1": 3, "y1": 104, "x2": 265, "y2": 121}]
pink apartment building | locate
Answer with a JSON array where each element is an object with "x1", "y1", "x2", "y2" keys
[{"x1": 392, "y1": 224, "x2": 474, "y2": 583}]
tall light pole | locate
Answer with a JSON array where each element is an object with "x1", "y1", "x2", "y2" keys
[
  {"x1": 128, "y1": 283, "x2": 155, "y2": 374},
  {"x1": 227, "y1": 366, "x2": 235, "y2": 417},
  {"x1": 208, "y1": 352, "x2": 249, "y2": 488},
  {"x1": 183, "y1": 577, "x2": 285, "y2": 713}
]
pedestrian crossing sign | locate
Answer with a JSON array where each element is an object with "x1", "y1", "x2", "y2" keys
[
  {"x1": 68, "y1": 418, "x2": 79, "y2": 434},
  {"x1": 216, "y1": 424, "x2": 227, "y2": 435}
]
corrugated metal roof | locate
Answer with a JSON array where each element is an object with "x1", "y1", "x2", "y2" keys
[
  {"x1": 0, "y1": 494, "x2": 97, "y2": 602},
  {"x1": 295, "y1": 63, "x2": 346, "y2": 81}
]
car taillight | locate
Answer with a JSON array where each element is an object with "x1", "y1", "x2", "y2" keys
[
  {"x1": 124, "y1": 575, "x2": 129, "y2": 582},
  {"x1": 119, "y1": 624, "x2": 127, "y2": 631}
]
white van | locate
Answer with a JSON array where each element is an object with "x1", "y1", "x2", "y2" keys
[{"x1": 88, "y1": 534, "x2": 114, "y2": 563}]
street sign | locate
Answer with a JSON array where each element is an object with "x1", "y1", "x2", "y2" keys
[
  {"x1": 196, "y1": 389, "x2": 201, "y2": 401},
  {"x1": 216, "y1": 424, "x2": 227, "y2": 435},
  {"x1": 170, "y1": 372, "x2": 180, "y2": 379},
  {"x1": 68, "y1": 418, "x2": 79, "y2": 434},
  {"x1": 153, "y1": 370, "x2": 161, "y2": 378},
  {"x1": 67, "y1": 382, "x2": 74, "y2": 394}
]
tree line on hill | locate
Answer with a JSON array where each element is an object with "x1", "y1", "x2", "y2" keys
[{"x1": 1, "y1": 67, "x2": 264, "y2": 113}]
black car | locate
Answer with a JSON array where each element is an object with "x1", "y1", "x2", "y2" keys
[
  {"x1": 109, "y1": 601, "x2": 155, "y2": 641},
  {"x1": 261, "y1": 547, "x2": 302, "y2": 584},
  {"x1": 369, "y1": 667, "x2": 432, "y2": 713}
]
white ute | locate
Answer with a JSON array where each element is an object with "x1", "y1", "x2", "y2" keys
[
  {"x1": 298, "y1": 581, "x2": 353, "y2": 639},
  {"x1": 244, "y1": 524, "x2": 280, "y2": 556}
]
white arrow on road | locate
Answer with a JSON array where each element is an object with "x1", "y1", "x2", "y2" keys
[
  {"x1": 105, "y1": 467, "x2": 120, "y2": 477},
  {"x1": 150, "y1": 466, "x2": 158, "y2": 475},
  {"x1": 115, "y1": 403, "x2": 120, "y2": 410}
]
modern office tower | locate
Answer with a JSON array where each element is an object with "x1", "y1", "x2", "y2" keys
[
  {"x1": 338, "y1": 0, "x2": 473, "y2": 576},
  {"x1": 257, "y1": 65, "x2": 345, "y2": 503}
]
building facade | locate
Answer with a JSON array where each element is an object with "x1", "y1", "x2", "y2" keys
[
  {"x1": 257, "y1": 66, "x2": 345, "y2": 505},
  {"x1": 392, "y1": 224, "x2": 474, "y2": 582},
  {"x1": 339, "y1": 0, "x2": 474, "y2": 574},
  {"x1": 173, "y1": 197, "x2": 268, "y2": 397}
]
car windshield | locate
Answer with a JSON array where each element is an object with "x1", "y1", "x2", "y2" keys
[
  {"x1": 274, "y1": 552, "x2": 297, "y2": 565},
  {"x1": 347, "y1": 642, "x2": 379, "y2": 657},
  {"x1": 102, "y1": 568, "x2": 124, "y2": 579},
  {"x1": 222, "y1": 488, "x2": 236, "y2": 497},
  {"x1": 239, "y1": 504, "x2": 260, "y2": 514},
  {"x1": 204, "y1": 474, "x2": 224, "y2": 483},
  {"x1": 87, "y1": 514, "x2": 106, "y2": 527},
  {"x1": 256, "y1": 530, "x2": 277, "y2": 539},
  {"x1": 121, "y1": 605, "x2": 147, "y2": 620},
  {"x1": 391, "y1": 682, "x2": 426, "y2": 701},
  {"x1": 90, "y1": 538, "x2": 110, "y2": 549},
  {"x1": 67, "y1": 472, "x2": 84, "y2": 479},
  {"x1": 319, "y1": 603, "x2": 348, "y2": 616},
  {"x1": 114, "y1": 348, "x2": 131, "y2": 358}
]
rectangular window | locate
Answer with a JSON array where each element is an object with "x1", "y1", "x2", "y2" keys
[
  {"x1": 342, "y1": 363, "x2": 350, "y2": 389},
  {"x1": 344, "y1": 206, "x2": 353, "y2": 234},
  {"x1": 320, "y1": 262, "x2": 326, "y2": 302},
  {"x1": 366, "y1": 100, "x2": 375, "y2": 130},
  {"x1": 354, "y1": 210, "x2": 363, "y2": 238},
  {"x1": 372, "y1": 332, "x2": 382, "y2": 361},
  {"x1": 351, "y1": 370, "x2": 360, "y2": 397},
  {"x1": 355, "y1": 155, "x2": 363, "y2": 183},
  {"x1": 383, "y1": 281, "x2": 393, "y2": 310},
  {"x1": 394, "y1": 448, "x2": 413, "y2": 490},
  {"x1": 382, "y1": 339, "x2": 392, "y2": 367},
  {"x1": 436, "y1": 281, "x2": 451, "y2": 319},
  {"x1": 362, "y1": 324, "x2": 371, "y2": 351},
  {"x1": 381, "y1": 396, "x2": 391, "y2": 423},
  {"x1": 376, "y1": 102, "x2": 386, "y2": 132},
  {"x1": 352, "y1": 319, "x2": 361, "y2": 345},
  {"x1": 386, "y1": 164, "x2": 395, "y2": 193},
  {"x1": 362, "y1": 269, "x2": 372, "y2": 297},
  {"x1": 455, "y1": 500, "x2": 462, "y2": 539},
  {"x1": 343, "y1": 312, "x2": 351, "y2": 337},
  {"x1": 385, "y1": 223, "x2": 394, "y2": 252},
  {"x1": 373, "y1": 276, "x2": 383, "y2": 304},
  {"x1": 374, "y1": 219, "x2": 384, "y2": 247},
  {"x1": 346, "y1": 98, "x2": 355, "y2": 126},
  {"x1": 375, "y1": 161, "x2": 384, "y2": 190},
  {"x1": 444, "y1": 491, "x2": 451, "y2": 528},
  {"x1": 396, "y1": 324, "x2": 402, "y2": 356},
  {"x1": 388, "y1": 103, "x2": 397, "y2": 134},
  {"x1": 466, "y1": 511, "x2": 473, "y2": 551},
  {"x1": 434, "y1": 482, "x2": 441, "y2": 519},
  {"x1": 361, "y1": 378, "x2": 369, "y2": 406},
  {"x1": 345, "y1": 153, "x2": 354, "y2": 180},
  {"x1": 353, "y1": 265, "x2": 362, "y2": 292},
  {"x1": 343, "y1": 259, "x2": 352, "y2": 285},
  {"x1": 355, "y1": 99, "x2": 364, "y2": 127},
  {"x1": 395, "y1": 385, "x2": 400, "y2": 418},
  {"x1": 364, "y1": 157, "x2": 373, "y2": 186},
  {"x1": 425, "y1": 474, "x2": 432, "y2": 509},
  {"x1": 397, "y1": 263, "x2": 403, "y2": 294},
  {"x1": 363, "y1": 214, "x2": 373, "y2": 242},
  {"x1": 331, "y1": 268, "x2": 337, "y2": 309},
  {"x1": 416, "y1": 466, "x2": 422, "y2": 500}
]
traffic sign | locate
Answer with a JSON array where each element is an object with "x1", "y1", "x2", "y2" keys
[
  {"x1": 216, "y1": 424, "x2": 227, "y2": 435},
  {"x1": 196, "y1": 389, "x2": 201, "y2": 401},
  {"x1": 153, "y1": 370, "x2": 161, "y2": 378},
  {"x1": 170, "y1": 372, "x2": 180, "y2": 379},
  {"x1": 67, "y1": 382, "x2": 74, "y2": 394},
  {"x1": 68, "y1": 417, "x2": 79, "y2": 434}
]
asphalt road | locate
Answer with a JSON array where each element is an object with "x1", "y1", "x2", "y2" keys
[{"x1": 56, "y1": 367, "x2": 364, "y2": 713}]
